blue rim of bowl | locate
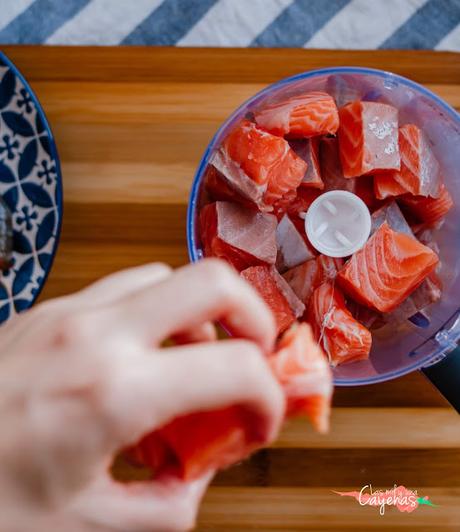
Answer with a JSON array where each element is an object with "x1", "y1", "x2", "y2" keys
[
  {"x1": 186, "y1": 66, "x2": 460, "y2": 386},
  {"x1": 0, "y1": 50, "x2": 63, "y2": 311}
]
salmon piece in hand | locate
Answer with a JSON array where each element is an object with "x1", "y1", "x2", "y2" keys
[
  {"x1": 374, "y1": 124, "x2": 442, "y2": 199},
  {"x1": 223, "y1": 119, "x2": 307, "y2": 206},
  {"x1": 338, "y1": 101, "x2": 400, "y2": 178},
  {"x1": 269, "y1": 323, "x2": 333, "y2": 433},
  {"x1": 337, "y1": 222, "x2": 439, "y2": 313},
  {"x1": 241, "y1": 265, "x2": 305, "y2": 335},
  {"x1": 200, "y1": 201, "x2": 277, "y2": 271},
  {"x1": 126, "y1": 322, "x2": 333, "y2": 481},
  {"x1": 308, "y1": 282, "x2": 372, "y2": 366},
  {"x1": 255, "y1": 92, "x2": 339, "y2": 138},
  {"x1": 126, "y1": 406, "x2": 261, "y2": 481}
]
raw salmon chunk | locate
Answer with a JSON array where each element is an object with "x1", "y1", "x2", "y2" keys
[
  {"x1": 338, "y1": 101, "x2": 400, "y2": 178},
  {"x1": 393, "y1": 124, "x2": 441, "y2": 197},
  {"x1": 207, "y1": 150, "x2": 267, "y2": 209},
  {"x1": 337, "y1": 222, "x2": 439, "y2": 312},
  {"x1": 347, "y1": 300, "x2": 383, "y2": 330},
  {"x1": 269, "y1": 323, "x2": 333, "y2": 433},
  {"x1": 374, "y1": 171, "x2": 408, "y2": 200},
  {"x1": 315, "y1": 255, "x2": 344, "y2": 286},
  {"x1": 319, "y1": 137, "x2": 379, "y2": 209},
  {"x1": 415, "y1": 227, "x2": 441, "y2": 261},
  {"x1": 289, "y1": 138, "x2": 324, "y2": 189},
  {"x1": 409, "y1": 271, "x2": 442, "y2": 309},
  {"x1": 276, "y1": 214, "x2": 315, "y2": 272},
  {"x1": 370, "y1": 201, "x2": 413, "y2": 237},
  {"x1": 200, "y1": 201, "x2": 277, "y2": 271},
  {"x1": 283, "y1": 259, "x2": 317, "y2": 308},
  {"x1": 127, "y1": 406, "x2": 260, "y2": 481},
  {"x1": 399, "y1": 184, "x2": 453, "y2": 225},
  {"x1": 127, "y1": 324, "x2": 333, "y2": 481},
  {"x1": 308, "y1": 282, "x2": 372, "y2": 366},
  {"x1": 355, "y1": 177, "x2": 383, "y2": 212},
  {"x1": 320, "y1": 137, "x2": 356, "y2": 193},
  {"x1": 283, "y1": 255, "x2": 343, "y2": 308},
  {"x1": 241, "y1": 265, "x2": 305, "y2": 334},
  {"x1": 381, "y1": 272, "x2": 442, "y2": 326},
  {"x1": 360, "y1": 272, "x2": 442, "y2": 331},
  {"x1": 374, "y1": 124, "x2": 442, "y2": 199},
  {"x1": 273, "y1": 187, "x2": 322, "y2": 221},
  {"x1": 223, "y1": 119, "x2": 307, "y2": 206},
  {"x1": 349, "y1": 270, "x2": 441, "y2": 331},
  {"x1": 255, "y1": 92, "x2": 339, "y2": 138},
  {"x1": 288, "y1": 214, "x2": 318, "y2": 257},
  {"x1": 204, "y1": 163, "x2": 242, "y2": 204}
]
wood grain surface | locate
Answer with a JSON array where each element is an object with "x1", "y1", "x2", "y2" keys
[{"x1": 3, "y1": 46, "x2": 459, "y2": 530}]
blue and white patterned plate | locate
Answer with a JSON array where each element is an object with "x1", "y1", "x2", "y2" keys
[{"x1": 0, "y1": 52, "x2": 62, "y2": 324}]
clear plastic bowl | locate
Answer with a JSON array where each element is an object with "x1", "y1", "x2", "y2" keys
[{"x1": 187, "y1": 67, "x2": 460, "y2": 392}]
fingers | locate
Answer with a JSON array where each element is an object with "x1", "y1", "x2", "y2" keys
[
  {"x1": 77, "y1": 263, "x2": 173, "y2": 307},
  {"x1": 112, "y1": 259, "x2": 276, "y2": 353},
  {"x1": 0, "y1": 263, "x2": 173, "y2": 350},
  {"x1": 171, "y1": 321, "x2": 217, "y2": 345},
  {"x1": 77, "y1": 264, "x2": 218, "y2": 347},
  {"x1": 102, "y1": 339, "x2": 285, "y2": 448},
  {"x1": 69, "y1": 470, "x2": 213, "y2": 532}
]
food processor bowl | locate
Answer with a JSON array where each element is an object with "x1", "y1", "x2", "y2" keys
[{"x1": 187, "y1": 67, "x2": 460, "y2": 410}]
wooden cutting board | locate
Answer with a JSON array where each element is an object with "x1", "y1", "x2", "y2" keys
[{"x1": 4, "y1": 46, "x2": 459, "y2": 531}]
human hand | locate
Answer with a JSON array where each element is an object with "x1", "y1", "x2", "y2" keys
[{"x1": 0, "y1": 259, "x2": 285, "y2": 531}]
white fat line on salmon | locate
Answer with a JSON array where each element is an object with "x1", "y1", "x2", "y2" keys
[
  {"x1": 341, "y1": 129, "x2": 361, "y2": 149},
  {"x1": 350, "y1": 323, "x2": 365, "y2": 346},
  {"x1": 318, "y1": 281, "x2": 338, "y2": 363}
]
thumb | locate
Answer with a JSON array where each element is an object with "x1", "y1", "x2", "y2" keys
[{"x1": 68, "y1": 470, "x2": 213, "y2": 532}]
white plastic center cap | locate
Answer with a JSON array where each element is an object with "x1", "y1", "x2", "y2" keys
[{"x1": 305, "y1": 190, "x2": 371, "y2": 258}]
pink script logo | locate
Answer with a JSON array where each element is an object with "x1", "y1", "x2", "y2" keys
[{"x1": 333, "y1": 484, "x2": 437, "y2": 515}]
